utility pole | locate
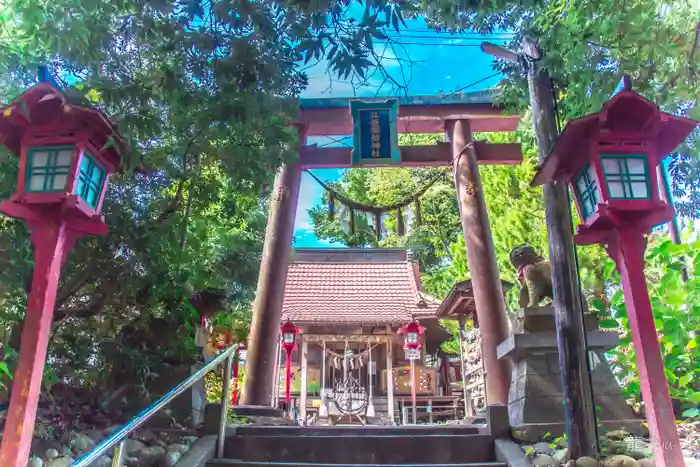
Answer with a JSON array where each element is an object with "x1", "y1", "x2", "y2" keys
[{"x1": 481, "y1": 38, "x2": 598, "y2": 458}]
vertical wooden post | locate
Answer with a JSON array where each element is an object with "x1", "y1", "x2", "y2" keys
[
  {"x1": 299, "y1": 338, "x2": 308, "y2": 425},
  {"x1": 526, "y1": 51, "x2": 598, "y2": 457},
  {"x1": 367, "y1": 343, "x2": 375, "y2": 417},
  {"x1": 410, "y1": 359, "x2": 417, "y2": 424},
  {"x1": 440, "y1": 355, "x2": 450, "y2": 397},
  {"x1": 386, "y1": 340, "x2": 395, "y2": 423},
  {"x1": 271, "y1": 336, "x2": 281, "y2": 408},
  {"x1": 320, "y1": 340, "x2": 328, "y2": 417},
  {"x1": 608, "y1": 231, "x2": 684, "y2": 467},
  {"x1": 447, "y1": 119, "x2": 511, "y2": 405},
  {"x1": 240, "y1": 161, "x2": 302, "y2": 406},
  {"x1": 457, "y1": 317, "x2": 471, "y2": 417},
  {"x1": 0, "y1": 222, "x2": 69, "y2": 467},
  {"x1": 285, "y1": 350, "x2": 293, "y2": 407}
]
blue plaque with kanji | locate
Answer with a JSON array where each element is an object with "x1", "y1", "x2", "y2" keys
[{"x1": 350, "y1": 99, "x2": 400, "y2": 165}]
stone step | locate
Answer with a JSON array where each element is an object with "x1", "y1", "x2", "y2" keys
[
  {"x1": 224, "y1": 434, "x2": 495, "y2": 464},
  {"x1": 229, "y1": 425, "x2": 480, "y2": 436},
  {"x1": 208, "y1": 462, "x2": 507, "y2": 467}
]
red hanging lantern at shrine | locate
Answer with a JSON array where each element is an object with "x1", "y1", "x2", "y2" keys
[
  {"x1": 398, "y1": 319, "x2": 425, "y2": 424},
  {"x1": 532, "y1": 77, "x2": 698, "y2": 467},
  {"x1": 398, "y1": 319, "x2": 425, "y2": 351},
  {"x1": 280, "y1": 320, "x2": 301, "y2": 407},
  {"x1": 281, "y1": 320, "x2": 301, "y2": 352}
]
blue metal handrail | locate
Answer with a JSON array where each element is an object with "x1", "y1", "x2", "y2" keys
[{"x1": 73, "y1": 344, "x2": 239, "y2": 467}]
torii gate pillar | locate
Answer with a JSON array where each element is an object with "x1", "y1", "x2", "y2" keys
[
  {"x1": 240, "y1": 160, "x2": 303, "y2": 406},
  {"x1": 447, "y1": 119, "x2": 512, "y2": 405}
]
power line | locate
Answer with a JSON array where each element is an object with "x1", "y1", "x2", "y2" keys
[
  {"x1": 383, "y1": 41, "x2": 485, "y2": 47},
  {"x1": 346, "y1": 25, "x2": 515, "y2": 36},
  {"x1": 378, "y1": 34, "x2": 513, "y2": 40},
  {"x1": 378, "y1": 33, "x2": 512, "y2": 38},
  {"x1": 433, "y1": 72, "x2": 501, "y2": 104}
]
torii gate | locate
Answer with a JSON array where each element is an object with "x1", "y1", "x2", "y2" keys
[{"x1": 240, "y1": 91, "x2": 522, "y2": 409}]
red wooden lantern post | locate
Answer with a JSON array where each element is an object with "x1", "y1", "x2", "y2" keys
[
  {"x1": 280, "y1": 320, "x2": 301, "y2": 408},
  {"x1": 398, "y1": 320, "x2": 425, "y2": 424},
  {"x1": 231, "y1": 342, "x2": 246, "y2": 406},
  {"x1": 533, "y1": 79, "x2": 698, "y2": 467},
  {"x1": 0, "y1": 82, "x2": 125, "y2": 466}
]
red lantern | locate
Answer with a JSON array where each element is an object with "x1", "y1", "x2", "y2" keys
[
  {"x1": 280, "y1": 320, "x2": 301, "y2": 407},
  {"x1": 398, "y1": 320, "x2": 425, "y2": 351},
  {"x1": 398, "y1": 319, "x2": 425, "y2": 424},
  {"x1": 532, "y1": 80, "x2": 696, "y2": 246},
  {"x1": 0, "y1": 81, "x2": 125, "y2": 467},
  {"x1": 532, "y1": 77, "x2": 698, "y2": 467},
  {"x1": 280, "y1": 320, "x2": 300, "y2": 352},
  {"x1": 0, "y1": 83, "x2": 125, "y2": 229}
]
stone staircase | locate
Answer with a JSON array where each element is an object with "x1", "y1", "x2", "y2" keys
[{"x1": 205, "y1": 425, "x2": 507, "y2": 467}]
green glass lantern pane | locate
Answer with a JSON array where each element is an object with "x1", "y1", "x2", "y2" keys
[
  {"x1": 630, "y1": 181, "x2": 648, "y2": 198},
  {"x1": 87, "y1": 181, "x2": 100, "y2": 206},
  {"x1": 608, "y1": 179, "x2": 625, "y2": 198},
  {"x1": 576, "y1": 175, "x2": 587, "y2": 194},
  {"x1": 91, "y1": 167, "x2": 104, "y2": 184},
  {"x1": 75, "y1": 178, "x2": 86, "y2": 197},
  {"x1": 79, "y1": 154, "x2": 91, "y2": 173},
  {"x1": 627, "y1": 158, "x2": 646, "y2": 175},
  {"x1": 600, "y1": 154, "x2": 651, "y2": 200},
  {"x1": 28, "y1": 174, "x2": 46, "y2": 191},
  {"x1": 51, "y1": 174, "x2": 68, "y2": 191},
  {"x1": 31, "y1": 150, "x2": 50, "y2": 168},
  {"x1": 574, "y1": 163, "x2": 600, "y2": 220},
  {"x1": 55, "y1": 149, "x2": 72, "y2": 166},
  {"x1": 26, "y1": 146, "x2": 74, "y2": 193},
  {"x1": 73, "y1": 152, "x2": 106, "y2": 209},
  {"x1": 602, "y1": 158, "x2": 621, "y2": 175}
]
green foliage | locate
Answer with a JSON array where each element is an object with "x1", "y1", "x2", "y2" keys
[
  {"x1": 0, "y1": 0, "x2": 305, "y2": 403},
  {"x1": 0, "y1": 362, "x2": 12, "y2": 392},
  {"x1": 603, "y1": 233, "x2": 700, "y2": 410},
  {"x1": 309, "y1": 134, "x2": 461, "y2": 271},
  {"x1": 482, "y1": 2, "x2": 700, "y2": 217},
  {"x1": 205, "y1": 367, "x2": 248, "y2": 421}
]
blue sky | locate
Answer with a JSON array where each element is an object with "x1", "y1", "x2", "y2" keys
[{"x1": 293, "y1": 19, "x2": 512, "y2": 247}]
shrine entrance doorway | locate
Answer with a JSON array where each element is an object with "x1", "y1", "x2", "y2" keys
[{"x1": 241, "y1": 92, "x2": 523, "y2": 411}]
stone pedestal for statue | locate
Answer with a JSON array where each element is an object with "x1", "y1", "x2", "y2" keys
[{"x1": 498, "y1": 306, "x2": 645, "y2": 441}]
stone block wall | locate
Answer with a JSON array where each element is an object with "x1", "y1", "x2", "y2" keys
[
  {"x1": 499, "y1": 306, "x2": 639, "y2": 436},
  {"x1": 507, "y1": 350, "x2": 635, "y2": 426}
]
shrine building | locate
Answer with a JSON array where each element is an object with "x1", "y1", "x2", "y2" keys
[{"x1": 272, "y1": 248, "x2": 482, "y2": 425}]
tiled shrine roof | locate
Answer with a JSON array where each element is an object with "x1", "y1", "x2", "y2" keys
[{"x1": 282, "y1": 248, "x2": 441, "y2": 325}]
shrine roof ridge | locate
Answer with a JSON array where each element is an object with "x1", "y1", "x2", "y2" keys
[
  {"x1": 290, "y1": 247, "x2": 412, "y2": 263},
  {"x1": 299, "y1": 89, "x2": 495, "y2": 110}
]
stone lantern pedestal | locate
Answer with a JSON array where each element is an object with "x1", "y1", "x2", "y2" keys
[{"x1": 497, "y1": 306, "x2": 645, "y2": 442}]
